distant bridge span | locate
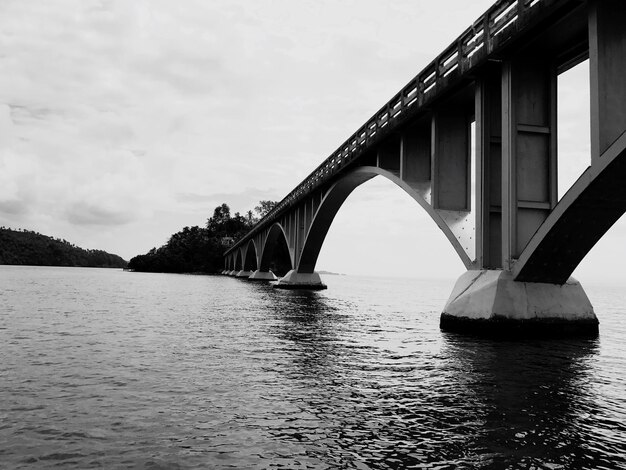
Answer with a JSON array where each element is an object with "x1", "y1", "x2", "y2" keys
[{"x1": 224, "y1": 0, "x2": 625, "y2": 335}]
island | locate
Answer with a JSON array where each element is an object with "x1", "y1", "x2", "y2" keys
[{"x1": 0, "y1": 227, "x2": 127, "y2": 268}]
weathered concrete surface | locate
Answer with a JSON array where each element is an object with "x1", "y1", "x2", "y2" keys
[
  {"x1": 441, "y1": 270, "x2": 599, "y2": 336},
  {"x1": 248, "y1": 270, "x2": 278, "y2": 281},
  {"x1": 274, "y1": 270, "x2": 327, "y2": 290},
  {"x1": 235, "y1": 270, "x2": 252, "y2": 278}
]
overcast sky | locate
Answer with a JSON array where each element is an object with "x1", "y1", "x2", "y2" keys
[{"x1": 1, "y1": 0, "x2": 623, "y2": 284}]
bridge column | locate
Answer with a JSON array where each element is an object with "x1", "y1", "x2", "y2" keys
[
  {"x1": 441, "y1": 56, "x2": 598, "y2": 336},
  {"x1": 475, "y1": 64, "x2": 503, "y2": 270},
  {"x1": 432, "y1": 104, "x2": 470, "y2": 213},
  {"x1": 589, "y1": 0, "x2": 626, "y2": 162},
  {"x1": 226, "y1": 255, "x2": 236, "y2": 275},
  {"x1": 275, "y1": 199, "x2": 327, "y2": 289},
  {"x1": 501, "y1": 53, "x2": 558, "y2": 270},
  {"x1": 233, "y1": 246, "x2": 250, "y2": 278},
  {"x1": 222, "y1": 254, "x2": 230, "y2": 275}
]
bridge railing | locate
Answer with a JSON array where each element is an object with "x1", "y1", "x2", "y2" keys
[{"x1": 225, "y1": 0, "x2": 562, "y2": 255}]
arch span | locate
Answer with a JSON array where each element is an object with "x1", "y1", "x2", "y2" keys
[
  {"x1": 297, "y1": 166, "x2": 473, "y2": 274},
  {"x1": 260, "y1": 223, "x2": 293, "y2": 274}
]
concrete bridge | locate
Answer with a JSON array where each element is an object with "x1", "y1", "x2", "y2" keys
[{"x1": 223, "y1": 0, "x2": 625, "y2": 335}]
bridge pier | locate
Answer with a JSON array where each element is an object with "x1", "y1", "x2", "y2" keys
[
  {"x1": 235, "y1": 270, "x2": 253, "y2": 278},
  {"x1": 440, "y1": 271, "x2": 598, "y2": 336},
  {"x1": 274, "y1": 270, "x2": 327, "y2": 290},
  {"x1": 248, "y1": 270, "x2": 278, "y2": 281}
]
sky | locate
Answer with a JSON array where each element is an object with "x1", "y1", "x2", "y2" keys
[{"x1": 1, "y1": 0, "x2": 624, "y2": 284}]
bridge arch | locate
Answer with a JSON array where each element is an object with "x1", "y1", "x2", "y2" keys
[
  {"x1": 297, "y1": 166, "x2": 473, "y2": 273},
  {"x1": 243, "y1": 239, "x2": 258, "y2": 271},
  {"x1": 260, "y1": 222, "x2": 293, "y2": 273}
]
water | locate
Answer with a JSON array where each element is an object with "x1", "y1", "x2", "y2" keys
[{"x1": 1, "y1": 266, "x2": 625, "y2": 469}]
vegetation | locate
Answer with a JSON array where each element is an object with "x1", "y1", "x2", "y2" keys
[
  {"x1": 255, "y1": 200, "x2": 277, "y2": 218},
  {"x1": 128, "y1": 201, "x2": 278, "y2": 274},
  {"x1": 0, "y1": 227, "x2": 127, "y2": 268}
]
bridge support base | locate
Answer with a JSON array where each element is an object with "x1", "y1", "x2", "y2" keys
[
  {"x1": 248, "y1": 270, "x2": 278, "y2": 281},
  {"x1": 440, "y1": 270, "x2": 599, "y2": 337},
  {"x1": 235, "y1": 270, "x2": 252, "y2": 278},
  {"x1": 274, "y1": 270, "x2": 327, "y2": 290}
]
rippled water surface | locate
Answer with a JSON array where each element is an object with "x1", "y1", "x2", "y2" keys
[{"x1": 1, "y1": 266, "x2": 626, "y2": 469}]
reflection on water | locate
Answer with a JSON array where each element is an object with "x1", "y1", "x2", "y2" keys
[
  {"x1": 263, "y1": 285, "x2": 615, "y2": 469},
  {"x1": 1, "y1": 267, "x2": 625, "y2": 469},
  {"x1": 441, "y1": 335, "x2": 602, "y2": 469}
]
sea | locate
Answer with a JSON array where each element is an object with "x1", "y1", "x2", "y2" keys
[{"x1": 1, "y1": 265, "x2": 625, "y2": 469}]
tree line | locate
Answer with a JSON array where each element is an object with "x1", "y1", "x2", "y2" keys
[
  {"x1": 127, "y1": 200, "x2": 277, "y2": 274},
  {"x1": 0, "y1": 227, "x2": 127, "y2": 268}
]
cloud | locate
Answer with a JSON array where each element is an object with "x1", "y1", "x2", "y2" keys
[
  {"x1": 66, "y1": 201, "x2": 134, "y2": 226},
  {"x1": 0, "y1": 199, "x2": 29, "y2": 216},
  {"x1": 10, "y1": 0, "x2": 607, "y2": 281},
  {"x1": 0, "y1": 103, "x2": 15, "y2": 149},
  {"x1": 176, "y1": 187, "x2": 282, "y2": 213}
]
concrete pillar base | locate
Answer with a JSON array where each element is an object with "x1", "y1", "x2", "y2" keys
[
  {"x1": 274, "y1": 270, "x2": 327, "y2": 290},
  {"x1": 440, "y1": 270, "x2": 599, "y2": 337},
  {"x1": 248, "y1": 270, "x2": 278, "y2": 281},
  {"x1": 227, "y1": 270, "x2": 236, "y2": 276},
  {"x1": 235, "y1": 270, "x2": 252, "y2": 278}
]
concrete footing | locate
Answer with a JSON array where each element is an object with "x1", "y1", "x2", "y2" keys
[
  {"x1": 274, "y1": 270, "x2": 327, "y2": 290},
  {"x1": 248, "y1": 270, "x2": 278, "y2": 281},
  {"x1": 235, "y1": 270, "x2": 252, "y2": 278},
  {"x1": 440, "y1": 270, "x2": 599, "y2": 337}
]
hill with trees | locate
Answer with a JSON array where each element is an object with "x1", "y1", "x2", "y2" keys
[
  {"x1": 0, "y1": 227, "x2": 127, "y2": 268},
  {"x1": 128, "y1": 201, "x2": 278, "y2": 274}
]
